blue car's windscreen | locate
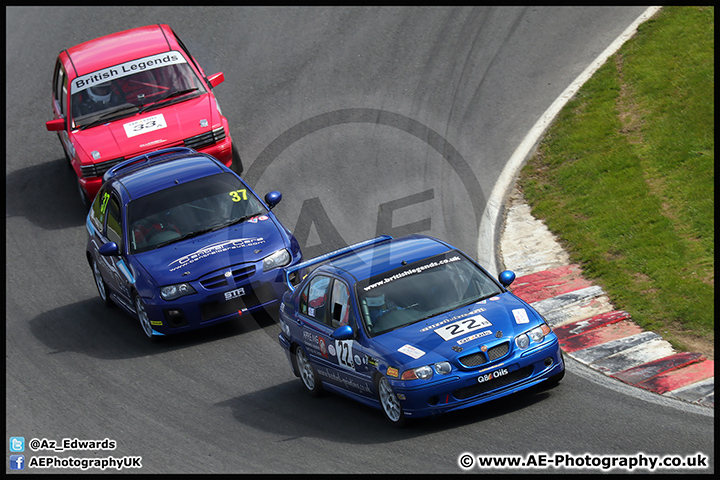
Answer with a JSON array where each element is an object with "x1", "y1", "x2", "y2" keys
[
  {"x1": 355, "y1": 251, "x2": 503, "y2": 337},
  {"x1": 127, "y1": 172, "x2": 266, "y2": 254}
]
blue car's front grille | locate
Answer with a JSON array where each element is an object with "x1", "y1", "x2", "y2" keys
[
  {"x1": 200, "y1": 265, "x2": 256, "y2": 289},
  {"x1": 458, "y1": 342, "x2": 510, "y2": 368},
  {"x1": 453, "y1": 365, "x2": 533, "y2": 400},
  {"x1": 487, "y1": 342, "x2": 509, "y2": 361}
]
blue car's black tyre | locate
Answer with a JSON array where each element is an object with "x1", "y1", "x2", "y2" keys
[
  {"x1": 294, "y1": 345, "x2": 322, "y2": 397},
  {"x1": 546, "y1": 351, "x2": 565, "y2": 387},
  {"x1": 377, "y1": 376, "x2": 407, "y2": 428},
  {"x1": 91, "y1": 257, "x2": 113, "y2": 308},
  {"x1": 133, "y1": 293, "x2": 159, "y2": 343},
  {"x1": 547, "y1": 368, "x2": 565, "y2": 387}
]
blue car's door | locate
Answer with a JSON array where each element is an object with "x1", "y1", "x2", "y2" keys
[
  {"x1": 298, "y1": 274, "x2": 374, "y2": 397},
  {"x1": 298, "y1": 274, "x2": 337, "y2": 372},
  {"x1": 99, "y1": 192, "x2": 135, "y2": 308}
]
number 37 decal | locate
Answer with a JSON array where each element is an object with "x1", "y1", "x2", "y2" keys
[{"x1": 229, "y1": 189, "x2": 247, "y2": 202}]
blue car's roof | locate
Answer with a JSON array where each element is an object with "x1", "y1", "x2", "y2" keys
[
  {"x1": 322, "y1": 235, "x2": 453, "y2": 283},
  {"x1": 105, "y1": 148, "x2": 226, "y2": 201}
]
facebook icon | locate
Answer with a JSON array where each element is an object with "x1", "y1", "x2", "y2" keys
[{"x1": 10, "y1": 455, "x2": 25, "y2": 470}]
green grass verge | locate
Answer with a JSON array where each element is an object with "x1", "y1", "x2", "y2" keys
[{"x1": 518, "y1": 6, "x2": 714, "y2": 354}]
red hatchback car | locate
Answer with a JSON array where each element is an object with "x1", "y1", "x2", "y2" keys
[{"x1": 46, "y1": 24, "x2": 242, "y2": 205}]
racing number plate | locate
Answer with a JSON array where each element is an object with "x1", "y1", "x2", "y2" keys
[
  {"x1": 434, "y1": 315, "x2": 492, "y2": 341},
  {"x1": 478, "y1": 367, "x2": 509, "y2": 384},
  {"x1": 123, "y1": 113, "x2": 168, "y2": 138}
]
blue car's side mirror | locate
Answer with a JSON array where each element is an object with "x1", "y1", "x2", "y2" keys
[
  {"x1": 99, "y1": 242, "x2": 120, "y2": 257},
  {"x1": 499, "y1": 270, "x2": 516, "y2": 287},
  {"x1": 331, "y1": 325, "x2": 354, "y2": 340},
  {"x1": 264, "y1": 191, "x2": 282, "y2": 209}
]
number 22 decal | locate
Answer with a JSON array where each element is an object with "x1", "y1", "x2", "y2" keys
[
  {"x1": 335, "y1": 340, "x2": 354, "y2": 370},
  {"x1": 434, "y1": 315, "x2": 492, "y2": 341}
]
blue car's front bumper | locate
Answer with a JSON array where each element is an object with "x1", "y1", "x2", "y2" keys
[
  {"x1": 140, "y1": 267, "x2": 293, "y2": 336},
  {"x1": 389, "y1": 338, "x2": 564, "y2": 418}
]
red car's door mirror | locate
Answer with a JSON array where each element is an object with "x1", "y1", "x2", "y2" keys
[
  {"x1": 207, "y1": 72, "x2": 225, "y2": 88},
  {"x1": 46, "y1": 118, "x2": 65, "y2": 132}
]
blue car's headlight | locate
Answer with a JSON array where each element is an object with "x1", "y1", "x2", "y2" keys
[
  {"x1": 402, "y1": 365, "x2": 433, "y2": 380},
  {"x1": 434, "y1": 361, "x2": 453, "y2": 375},
  {"x1": 515, "y1": 323, "x2": 552, "y2": 349},
  {"x1": 515, "y1": 334, "x2": 530, "y2": 349},
  {"x1": 263, "y1": 248, "x2": 291, "y2": 272},
  {"x1": 160, "y1": 283, "x2": 197, "y2": 301},
  {"x1": 401, "y1": 361, "x2": 453, "y2": 380}
]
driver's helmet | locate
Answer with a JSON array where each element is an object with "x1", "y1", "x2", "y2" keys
[
  {"x1": 87, "y1": 82, "x2": 113, "y2": 104},
  {"x1": 365, "y1": 293, "x2": 386, "y2": 310},
  {"x1": 365, "y1": 292, "x2": 391, "y2": 326}
]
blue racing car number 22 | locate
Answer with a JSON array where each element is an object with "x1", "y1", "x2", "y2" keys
[{"x1": 336, "y1": 340, "x2": 354, "y2": 369}]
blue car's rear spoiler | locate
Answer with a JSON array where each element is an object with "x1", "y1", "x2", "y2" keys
[{"x1": 283, "y1": 235, "x2": 393, "y2": 291}]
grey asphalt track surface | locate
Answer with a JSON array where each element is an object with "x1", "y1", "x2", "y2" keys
[{"x1": 6, "y1": 7, "x2": 713, "y2": 474}]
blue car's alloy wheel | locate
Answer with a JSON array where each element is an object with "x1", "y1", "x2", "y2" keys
[
  {"x1": 134, "y1": 295, "x2": 155, "y2": 341},
  {"x1": 378, "y1": 376, "x2": 406, "y2": 427},
  {"x1": 295, "y1": 346, "x2": 322, "y2": 397},
  {"x1": 92, "y1": 258, "x2": 111, "y2": 307}
]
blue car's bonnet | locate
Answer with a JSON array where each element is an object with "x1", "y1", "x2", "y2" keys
[
  {"x1": 372, "y1": 293, "x2": 540, "y2": 365},
  {"x1": 133, "y1": 216, "x2": 286, "y2": 285}
]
